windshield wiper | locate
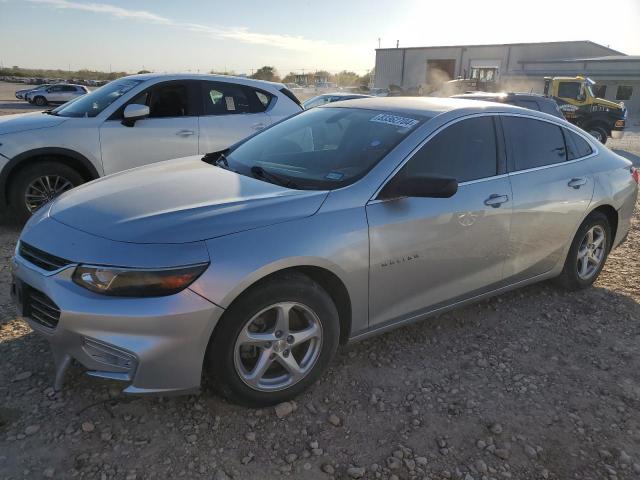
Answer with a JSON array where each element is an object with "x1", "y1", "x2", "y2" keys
[{"x1": 250, "y1": 166, "x2": 297, "y2": 189}]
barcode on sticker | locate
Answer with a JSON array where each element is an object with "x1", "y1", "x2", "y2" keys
[{"x1": 370, "y1": 113, "x2": 419, "y2": 128}]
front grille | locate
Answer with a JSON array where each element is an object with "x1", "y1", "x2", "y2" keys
[
  {"x1": 24, "y1": 287, "x2": 61, "y2": 329},
  {"x1": 19, "y1": 242, "x2": 71, "y2": 272}
]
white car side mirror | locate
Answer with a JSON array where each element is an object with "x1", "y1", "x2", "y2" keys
[{"x1": 123, "y1": 103, "x2": 149, "y2": 123}]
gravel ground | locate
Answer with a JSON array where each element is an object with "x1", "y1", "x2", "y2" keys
[{"x1": 1, "y1": 81, "x2": 639, "y2": 480}]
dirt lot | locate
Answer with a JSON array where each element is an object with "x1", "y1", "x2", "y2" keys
[{"x1": 0, "y1": 81, "x2": 639, "y2": 480}]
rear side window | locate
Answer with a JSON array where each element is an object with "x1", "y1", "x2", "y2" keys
[
  {"x1": 401, "y1": 116, "x2": 497, "y2": 183},
  {"x1": 563, "y1": 128, "x2": 593, "y2": 160},
  {"x1": 203, "y1": 82, "x2": 270, "y2": 115},
  {"x1": 503, "y1": 116, "x2": 566, "y2": 171}
]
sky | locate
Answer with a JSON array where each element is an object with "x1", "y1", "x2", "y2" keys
[{"x1": 1, "y1": 0, "x2": 639, "y2": 76}]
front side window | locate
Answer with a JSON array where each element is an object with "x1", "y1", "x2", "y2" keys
[
  {"x1": 557, "y1": 82, "x2": 581, "y2": 100},
  {"x1": 51, "y1": 79, "x2": 144, "y2": 118},
  {"x1": 616, "y1": 85, "x2": 633, "y2": 101},
  {"x1": 223, "y1": 107, "x2": 426, "y2": 189},
  {"x1": 396, "y1": 116, "x2": 497, "y2": 184},
  {"x1": 503, "y1": 116, "x2": 566, "y2": 171}
]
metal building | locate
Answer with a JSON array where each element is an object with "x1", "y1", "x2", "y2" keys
[{"x1": 374, "y1": 41, "x2": 640, "y2": 115}]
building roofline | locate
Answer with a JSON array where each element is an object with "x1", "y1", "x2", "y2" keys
[{"x1": 375, "y1": 40, "x2": 625, "y2": 55}]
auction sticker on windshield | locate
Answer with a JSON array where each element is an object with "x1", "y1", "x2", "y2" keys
[{"x1": 370, "y1": 113, "x2": 420, "y2": 128}]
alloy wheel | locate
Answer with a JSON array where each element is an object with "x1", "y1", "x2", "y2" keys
[
  {"x1": 233, "y1": 302, "x2": 323, "y2": 392},
  {"x1": 576, "y1": 225, "x2": 606, "y2": 280},
  {"x1": 24, "y1": 175, "x2": 74, "y2": 213}
]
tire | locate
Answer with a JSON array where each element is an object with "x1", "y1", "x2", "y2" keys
[
  {"x1": 555, "y1": 211, "x2": 611, "y2": 290},
  {"x1": 206, "y1": 272, "x2": 340, "y2": 407},
  {"x1": 33, "y1": 96, "x2": 47, "y2": 107},
  {"x1": 9, "y1": 161, "x2": 85, "y2": 223},
  {"x1": 586, "y1": 125, "x2": 608, "y2": 144}
]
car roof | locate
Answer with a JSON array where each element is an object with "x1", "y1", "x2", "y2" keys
[
  {"x1": 118, "y1": 72, "x2": 285, "y2": 89},
  {"x1": 452, "y1": 92, "x2": 553, "y2": 102},
  {"x1": 320, "y1": 96, "x2": 528, "y2": 117}
]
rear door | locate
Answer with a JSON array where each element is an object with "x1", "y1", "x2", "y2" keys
[
  {"x1": 366, "y1": 115, "x2": 512, "y2": 326},
  {"x1": 501, "y1": 115, "x2": 595, "y2": 282},
  {"x1": 99, "y1": 80, "x2": 200, "y2": 174},
  {"x1": 198, "y1": 81, "x2": 273, "y2": 154}
]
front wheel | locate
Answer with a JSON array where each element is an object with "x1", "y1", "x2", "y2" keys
[
  {"x1": 587, "y1": 125, "x2": 608, "y2": 144},
  {"x1": 9, "y1": 161, "x2": 85, "y2": 223},
  {"x1": 556, "y1": 212, "x2": 611, "y2": 290},
  {"x1": 33, "y1": 96, "x2": 47, "y2": 107},
  {"x1": 206, "y1": 273, "x2": 340, "y2": 407}
]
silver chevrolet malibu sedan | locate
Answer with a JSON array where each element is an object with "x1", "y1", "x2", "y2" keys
[{"x1": 11, "y1": 98, "x2": 638, "y2": 406}]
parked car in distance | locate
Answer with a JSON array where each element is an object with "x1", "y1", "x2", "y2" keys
[
  {"x1": 15, "y1": 84, "x2": 53, "y2": 100},
  {"x1": 369, "y1": 87, "x2": 390, "y2": 97},
  {"x1": 25, "y1": 84, "x2": 89, "y2": 106},
  {"x1": 0, "y1": 73, "x2": 303, "y2": 221},
  {"x1": 451, "y1": 92, "x2": 564, "y2": 119},
  {"x1": 11, "y1": 98, "x2": 638, "y2": 406},
  {"x1": 303, "y1": 92, "x2": 372, "y2": 109}
]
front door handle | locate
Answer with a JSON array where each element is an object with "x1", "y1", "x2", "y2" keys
[
  {"x1": 568, "y1": 177, "x2": 587, "y2": 189},
  {"x1": 176, "y1": 129, "x2": 195, "y2": 137},
  {"x1": 484, "y1": 194, "x2": 509, "y2": 208}
]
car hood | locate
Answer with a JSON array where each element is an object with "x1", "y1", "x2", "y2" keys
[
  {"x1": 50, "y1": 156, "x2": 329, "y2": 244},
  {"x1": 0, "y1": 112, "x2": 66, "y2": 135}
]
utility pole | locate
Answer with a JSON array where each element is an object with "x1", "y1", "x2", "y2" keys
[{"x1": 378, "y1": 37, "x2": 381, "y2": 49}]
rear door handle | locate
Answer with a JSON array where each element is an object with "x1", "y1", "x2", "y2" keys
[
  {"x1": 484, "y1": 194, "x2": 509, "y2": 208},
  {"x1": 568, "y1": 177, "x2": 587, "y2": 189},
  {"x1": 176, "y1": 129, "x2": 195, "y2": 137}
]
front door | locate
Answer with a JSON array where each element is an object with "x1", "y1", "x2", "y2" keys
[
  {"x1": 367, "y1": 116, "x2": 512, "y2": 326},
  {"x1": 198, "y1": 81, "x2": 272, "y2": 154},
  {"x1": 501, "y1": 115, "x2": 594, "y2": 282},
  {"x1": 99, "y1": 81, "x2": 199, "y2": 175}
]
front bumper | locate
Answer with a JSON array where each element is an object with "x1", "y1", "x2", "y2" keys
[
  {"x1": 11, "y1": 254, "x2": 224, "y2": 395},
  {"x1": 611, "y1": 130, "x2": 625, "y2": 140}
]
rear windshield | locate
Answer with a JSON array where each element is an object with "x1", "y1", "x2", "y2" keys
[{"x1": 224, "y1": 107, "x2": 427, "y2": 189}]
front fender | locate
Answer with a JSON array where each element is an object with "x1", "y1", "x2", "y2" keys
[{"x1": 189, "y1": 207, "x2": 370, "y2": 336}]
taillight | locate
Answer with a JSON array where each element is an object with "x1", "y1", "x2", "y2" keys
[{"x1": 632, "y1": 167, "x2": 639, "y2": 184}]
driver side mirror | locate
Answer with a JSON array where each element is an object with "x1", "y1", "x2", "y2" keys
[
  {"x1": 380, "y1": 174, "x2": 458, "y2": 200},
  {"x1": 122, "y1": 103, "x2": 150, "y2": 127}
]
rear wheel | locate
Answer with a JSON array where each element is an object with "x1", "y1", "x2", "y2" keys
[
  {"x1": 9, "y1": 161, "x2": 84, "y2": 223},
  {"x1": 586, "y1": 125, "x2": 608, "y2": 144},
  {"x1": 33, "y1": 96, "x2": 47, "y2": 107},
  {"x1": 206, "y1": 272, "x2": 340, "y2": 407},
  {"x1": 556, "y1": 212, "x2": 611, "y2": 290}
]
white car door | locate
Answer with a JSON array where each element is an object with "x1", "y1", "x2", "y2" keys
[
  {"x1": 45, "y1": 85, "x2": 65, "y2": 102},
  {"x1": 99, "y1": 80, "x2": 199, "y2": 175},
  {"x1": 198, "y1": 81, "x2": 272, "y2": 154}
]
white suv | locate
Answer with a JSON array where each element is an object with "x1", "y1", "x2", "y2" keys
[
  {"x1": 26, "y1": 84, "x2": 89, "y2": 106},
  {"x1": 0, "y1": 74, "x2": 303, "y2": 220}
]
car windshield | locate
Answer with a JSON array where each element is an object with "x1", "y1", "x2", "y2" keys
[
  {"x1": 223, "y1": 107, "x2": 427, "y2": 190},
  {"x1": 51, "y1": 79, "x2": 144, "y2": 118}
]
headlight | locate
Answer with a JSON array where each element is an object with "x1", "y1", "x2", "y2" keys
[{"x1": 72, "y1": 263, "x2": 209, "y2": 297}]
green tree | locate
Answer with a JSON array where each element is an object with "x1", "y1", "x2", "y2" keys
[
  {"x1": 250, "y1": 66, "x2": 280, "y2": 82},
  {"x1": 334, "y1": 70, "x2": 360, "y2": 87},
  {"x1": 137, "y1": 69, "x2": 152, "y2": 74},
  {"x1": 281, "y1": 72, "x2": 298, "y2": 84}
]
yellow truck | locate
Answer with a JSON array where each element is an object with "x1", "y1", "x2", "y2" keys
[{"x1": 544, "y1": 76, "x2": 626, "y2": 144}]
